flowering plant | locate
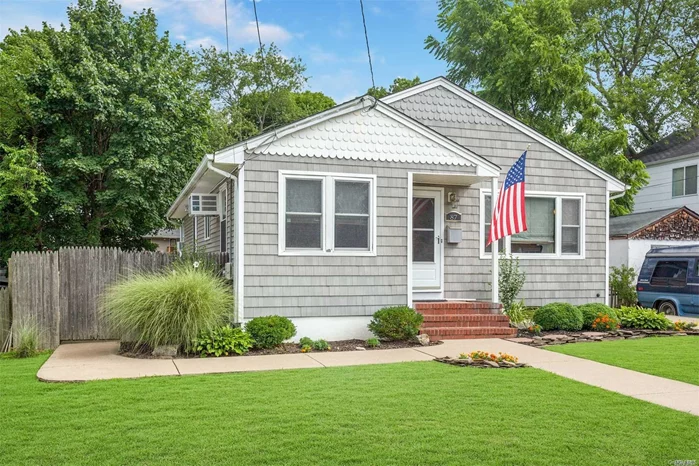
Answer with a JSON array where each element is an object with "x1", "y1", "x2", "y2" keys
[
  {"x1": 674, "y1": 321, "x2": 698, "y2": 331},
  {"x1": 591, "y1": 312, "x2": 620, "y2": 331},
  {"x1": 459, "y1": 351, "x2": 518, "y2": 363},
  {"x1": 527, "y1": 324, "x2": 542, "y2": 335}
]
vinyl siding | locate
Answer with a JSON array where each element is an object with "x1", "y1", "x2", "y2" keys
[
  {"x1": 391, "y1": 85, "x2": 609, "y2": 305},
  {"x1": 632, "y1": 155, "x2": 699, "y2": 213},
  {"x1": 180, "y1": 178, "x2": 235, "y2": 257},
  {"x1": 243, "y1": 154, "x2": 476, "y2": 318}
]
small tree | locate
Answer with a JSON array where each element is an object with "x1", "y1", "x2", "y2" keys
[
  {"x1": 609, "y1": 265, "x2": 637, "y2": 307},
  {"x1": 499, "y1": 253, "x2": 526, "y2": 314}
]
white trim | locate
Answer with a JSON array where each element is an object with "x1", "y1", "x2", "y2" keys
[
  {"x1": 193, "y1": 217, "x2": 198, "y2": 249},
  {"x1": 204, "y1": 216, "x2": 211, "y2": 240},
  {"x1": 382, "y1": 77, "x2": 626, "y2": 192},
  {"x1": 479, "y1": 188, "x2": 587, "y2": 260},
  {"x1": 277, "y1": 170, "x2": 377, "y2": 257},
  {"x1": 411, "y1": 187, "x2": 445, "y2": 295},
  {"x1": 412, "y1": 290, "x2": 444, "y2": 301},
  {"x1": 246, "y1": 316, "x2": 374, "y2": 341},
  {"x1": 235, "y1": 168, "x2": 245, "y2": 322},
  {"x1": 219, "y1": 185, "x2": 228, "y2": 253},
  {"x1": 490, "y1": 177, "x2": 499, "y2": 304},
  {"x1": 407, "y1": 172, "x2": 414, "y2": 307},
  {"x1": 605, "y1": 188, "x2": 610, "y2": 305}
]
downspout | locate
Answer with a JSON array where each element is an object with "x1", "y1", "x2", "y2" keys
[{"x1": 207, "y1": 162, "x2": 241, "y2": 322}]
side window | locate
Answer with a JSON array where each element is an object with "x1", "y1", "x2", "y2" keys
[{"x1": 650, "y1": 260, "x2": 689, "y2": 287}]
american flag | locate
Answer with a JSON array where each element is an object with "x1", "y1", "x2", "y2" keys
[{"x1": 487, "y1": 151, "x2": 528, "y2": 246}]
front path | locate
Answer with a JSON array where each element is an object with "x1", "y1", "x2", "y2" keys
[{"x1": 39, "y1": 338, "x2": 699, "y2": 416}]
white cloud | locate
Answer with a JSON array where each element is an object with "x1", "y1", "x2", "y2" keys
[
  {"x1": 186, "y1": 36, "x2": 223, "y2": 50},
  {"x1": 116, "y1": 0, "x2": 169, "y2": 12},
  {"x1": 233, "y1": 21, "x2": 291, "y2": 44}
]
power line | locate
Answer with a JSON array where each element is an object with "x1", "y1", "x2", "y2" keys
[
  {"x1": 252, "y1": 0, "x2": 264, "y2": 52},
  {"x1": 224, "y1": 0, "x2": 230, "y2": 54},
  {"x1": 359, "y1": 0, "x2": 375, "y2": 89}
]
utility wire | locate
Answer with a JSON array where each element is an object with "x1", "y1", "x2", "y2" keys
[
  {"x1": 359, "y1": 0, "x2": 375, "y2": 90},
  {"x1": 224, "y1": 0, "x2": 230, "y2": 54},
  {"x1": 252, "y1": 0, "x2": 264, "y2": 53}
]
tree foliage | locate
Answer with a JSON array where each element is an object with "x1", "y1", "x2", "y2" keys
[
  {"x1": 199, "y1": 45, "x2": 335, "y2": 151},
  {"x1": 0, "y1": 0, "x2": 211, "y2": 262},
  {"x1": 367, "y1": 76, "x2": 422, "y2": 99},
  {"x1": 426, "y1": 0, "x2": 696, "y2": 214}
]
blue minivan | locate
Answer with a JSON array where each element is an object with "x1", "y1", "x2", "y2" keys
[{"x1": 636, "y1": 245, "x2": 699, "y2": 316}]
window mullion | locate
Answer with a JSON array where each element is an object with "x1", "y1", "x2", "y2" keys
[
  {"x1": 325, "y1": 176, "x2": 333, "y2": 253},
  {"x1": 555, "y1": 197, "x2": 562, "y2": 256}
]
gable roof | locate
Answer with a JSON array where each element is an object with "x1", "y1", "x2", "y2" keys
[
  {"x1": 381, "y1": 77, "x2": 627, "y2": 192},
  {"x1": 631, "y1": 127, "x2": 699, "y2": 165},
  {"x1": 610, "y1": 206, "x2": 699, "y2": 238},
  {"x1": 213, "y1": 95, "x2": 500, "y2": 176}
]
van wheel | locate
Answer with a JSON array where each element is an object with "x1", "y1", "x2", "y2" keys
[{"x1": 657, "y1": 301, "x2": 678, "y2": 316}]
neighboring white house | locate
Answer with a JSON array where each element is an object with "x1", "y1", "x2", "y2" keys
[
  {"x1": 631, "y1": 128, "x2": 699, "y2": 213},
  {"x1": 143, "y1": 229, "x2": 180, "y2": 253},
  {"x1": 609, "y1": 207, "x2": 699, "y2": 273}
]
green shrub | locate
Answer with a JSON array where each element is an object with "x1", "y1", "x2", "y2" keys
[
  {"x1": 312, "y1": 339, "x2": 331, "y2": 351},
  {"x1": 610, "y1": 265, "x2": 637, "y2": 307},
  {"x1": 195, "y1": 325, "x2": 253, "y2": 357},
  {"x1": 102, "y1": 263, "x2": 233, "y2": 352},
  {"x1": 578, "y1": 303, "x2": 617, "y2": 330},
  {"x1": 499, "y1": 253, "x2": 526, "y2": 314},
  {"x1": 246, "y1": 315, "x2": 296, "y2": 348},
  {"x1": 617, "y1": 306, "x2": 672, "y2": 330},
  {"x1": 504, "y1": 299, "x2": 528, "y2": 323},
  {"x1": 13, "y1": 319, "x2": 39, "y2": 358},
  {"x1": 299, "y1": 336, "x2": 313, "y2": 347},
  {"x1": 368, "y1": 306, "x2": 424, "y2": 341},
  {"x1": 533, "y1": 303, "x2": 583, "y2": 331},
  {"x1": 366, "y1": 337, "x2": 380, "y2": 347}
]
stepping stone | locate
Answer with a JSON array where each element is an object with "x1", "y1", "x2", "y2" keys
[
  {"x1": 506, "y1": 337, "x2": 533, "y2": 344},
  {"x1": 543, "y1": 334, "x2": 568, "y2": 340},
  {"x1": 582, "y1": 332, "x2": 607, "y2": 337}
]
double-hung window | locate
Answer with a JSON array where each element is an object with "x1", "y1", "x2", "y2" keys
[
  {"x1": 481, "y1": 190, "x2": 584, "y2": 259},
  {"x1": 279, "y1": 171, "x2": 375, "y2": 255},
  {"x1": 672, "y1": 165, "x2": 698, "y2": 197},
  {"x1": 204, "y1": 217, "x2": 211, "y2": 240}
]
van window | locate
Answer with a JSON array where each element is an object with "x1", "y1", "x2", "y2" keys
[{"x1": 650, "y1": 260, "x2": 688, "y2": 287}]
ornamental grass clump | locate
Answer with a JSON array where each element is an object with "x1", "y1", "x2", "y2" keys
[
  {"x1": 102, "y1": 263, "x2": 234, "y2": 352},
  {"x1": 13, "y1": 319, "x2": 40, "y2": 358},
  {"x1": 533, "y1": 303, "x2": 583, "y2": 331}
]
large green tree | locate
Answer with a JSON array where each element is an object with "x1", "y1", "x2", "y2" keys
[
  {"x1": 426, "y1": 0, "x2": 696, "y2": 214},
  {"x1": 0, "y1": 0, "x2": 210, "y2": 261},
  {"x1": 199, "y1": 45, "x2": 335, "y2": 151}
]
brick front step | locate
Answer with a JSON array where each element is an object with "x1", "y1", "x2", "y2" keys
[
  {"x1": 414, "y1": 301, "x2": 502, "y2": 315},
  {"x1": 422, "y1": 314, "x2": 511, "y2": 328},
  {"x1": 421, "y1": 327, "x2": 518, "y2": 341}
]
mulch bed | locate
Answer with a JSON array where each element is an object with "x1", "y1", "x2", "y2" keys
[
  {"x1": 510, "y1": 328, "x2": 699, "y2": 347},
  {"x1": 120, "y1": 339, "x2": 441, "y2": 359}
]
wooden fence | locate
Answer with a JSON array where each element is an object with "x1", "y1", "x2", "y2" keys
[{"x1": 4, "y1": 248, "x2": 229, "y2": 350}]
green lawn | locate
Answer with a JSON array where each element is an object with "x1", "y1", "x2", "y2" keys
[
  {"x1": 1, "y1": 355, "x2": 698, "y2": 465},
  {"x1": 546, "y1": 336, "x2": 699, "y2": 386}
]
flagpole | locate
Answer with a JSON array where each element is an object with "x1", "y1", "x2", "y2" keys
[{"x1": 491, "y1": 175, "x2": 499, "y2": 304}]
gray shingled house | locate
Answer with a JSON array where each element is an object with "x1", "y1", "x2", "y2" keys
[{"x1": 167, "y1": 77, "x2": 626, "y2": 340}]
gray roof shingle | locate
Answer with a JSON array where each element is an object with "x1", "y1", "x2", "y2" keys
[{"x1": 632, "y1": 127, "x2": 699, "y2": 164}]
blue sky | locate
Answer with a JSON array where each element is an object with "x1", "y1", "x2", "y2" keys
[{"x1": 0, "y1": 0, "x2": 448, "y2": 103}]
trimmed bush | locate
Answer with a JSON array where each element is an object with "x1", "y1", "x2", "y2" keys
[
  {"x1": 246, "y1": 315, "x2": 296, "y2": 348},
  {"x1": 366, "y1": 337, "x2": 380, "y2": 347},
  {"x1": 368, "y1": 306, "x2": 423, "y2": 341},
  {"x1": 533, "y1": 303, "x2": 583, "y2": 331},
  {"x1": 312, "y1": 339, "x2": 331, "y2": 351},
  {"x1": 617, "y1": 306, "x2": 672, "y2": 330},
  {"x1": 102, "y1": 264, "x2": 234, "y2": 352},
  {"x1": 195, "y1": 325, "x2": 253, "y2": 357},
  {"x1": 299, "y1": 337, "x2": 313, "y2": 347},
  {"x1": 578, "y1": 303, "x2": 617, "y2": 330}
]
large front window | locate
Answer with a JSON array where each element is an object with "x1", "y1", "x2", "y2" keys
[
  {"x1": 481, "y1": 191, "x2": 584, "y2": 258},
  {"x1": 279, "y1": 171, "x2": 375, "y2": 255},
  {"x1": 672, "y1": 165, "x2": 697, "y2": 197}
]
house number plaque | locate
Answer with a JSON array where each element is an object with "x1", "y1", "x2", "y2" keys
[{"x1": 446, "y1": 211, "x2": 462, "y2": 221}]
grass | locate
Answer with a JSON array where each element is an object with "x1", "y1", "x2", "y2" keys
[
  {"x1": 1, "y1": 356, "x2": 698, "y2": 465},
  {"x1": 546, "y1": 336, "x2": 699, "y2": 386}
]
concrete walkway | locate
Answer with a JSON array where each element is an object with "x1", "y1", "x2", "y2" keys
[{"x1": 38, "y1": 339, "x2": 699, "y2": 416}]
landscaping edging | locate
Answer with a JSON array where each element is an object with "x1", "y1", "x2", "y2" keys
[
  {"x1": 509, "y1": 329, "x2": 699, "y2": 347},
  {"x1": 434, "y1": 356, "x2": 529, "y2": 369}
]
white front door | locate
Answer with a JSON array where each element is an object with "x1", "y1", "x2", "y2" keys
[{"x1": 412, "y1": 188, "x2": 443, "y2": 290}]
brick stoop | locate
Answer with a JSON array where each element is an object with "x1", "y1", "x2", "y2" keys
[{"x1": 415, "y1": 301, "x2": 517, "y2": 341}]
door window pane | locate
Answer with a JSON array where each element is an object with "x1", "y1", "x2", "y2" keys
[
  {"x1": 511, "y1": 197, "x2": 555, "y2": 254},
  {"x1": 413, "y1": 231, "x2": 435, "y2": 262},
  {"x1": 287, "y1": 179, "x2": 322, "y2": 213},
  {"x1": 686, "y1": 165, "x2": 697, "y2": 195},
  {"x1": 672, "y1": 168, "x2": 685, "y2": 197},
  {"x1": 413, "y1": 198, "x2": 435, "y2": 229}
]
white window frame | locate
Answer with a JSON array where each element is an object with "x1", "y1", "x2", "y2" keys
[
  {"x1": 671, "y1": 164, "x2": 698, "y2": 198},
  {"x1": 192, "y1": 217, "x2": 198, "y2": 251},
  {"x1": 479, "y1": 189, "x2": 586, "y2": 260},
  {"x1": 278, "y1": 170, "x2": 377, "y2": 256},
  {"x1": 204, "y1": 216, "x2": 211, "y2": 240}
]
